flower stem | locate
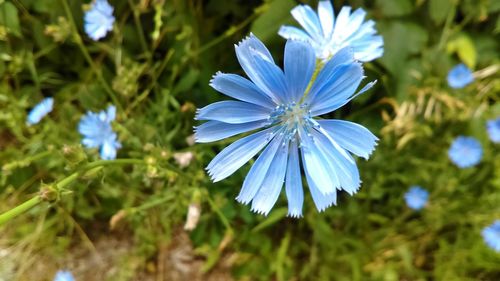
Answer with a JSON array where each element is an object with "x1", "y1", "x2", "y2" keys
[{"x1": 0, "y1": 158, "x2": 145, "y2": 227}]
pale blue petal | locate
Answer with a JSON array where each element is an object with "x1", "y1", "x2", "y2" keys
[
  {"x1": 317, "y1": 119, "x2": 378, "y2": 159},
  {"x1": 207, "y1": 127, "x2": 277, "y2": 182},
  {"x1": 305, "y1": 171, "x2": 337, "y2": 212},
  {"x1": 27, "y1": 97, "x2": 54, "y2": 125},
  {"x1": 196, "y1": 101, "x2": 271, "y2": 124},
  {"x1": 404, "y1": 186, "x2": 428, "y2": 210},
  {"x1": 100, "y1": 137, "x2": 120, "y2": 160},
  {"x1": 447, "y1": 63, "x2": 474, "y2": 89},
  {"x1": 483, "y1": 221, "x2": 500, "y2": 252},
  {"x1": 298, "y1": 127, "x2": 337, "y2": 195},
  {"x1": 308, "y1": 62, "x2": 364, "y2": 116},
  {"x1": 278, "y1": 26, "x2": 312, "y2": 42},
  {"x1": 317, "y1": 1, "x2": 334, "y2": 38},
  {"x1": 106, "y1": 105, "x2": 116, "y2": 122},
  {"x1": 487, "y1": 117, "x2": 500, "y2": 143},
  {"x1": 236, "y1": 133, "x2": 285, "y2": 204},
  {"x1": 312, "y1": 129, "x2": 360, "y2": 195},
  {"x1": 84, "y1": 0, "x2": 115, "y2": 41},
  {"x1": 54, "y1": 270, "x2": 75, "y2": 281},
  {"x1": 285, "y1": 141, "x2": 304, "y2": 217},
  {"x1": 195, "y1": 121, "x2": 266, "y2": 143},
  {"x1": 331, "y1": 6, "x2": 352, "y2": 41},
  {"x1": 248, "y1": 52, "x2": 288, "y2": 103},
  {"x1": 290, "y1": 5, "x2": 323, "y2": 41},
  {"x1": 284, "y1": 40, "x2": 316, "y2": 102},
  {"x1": 251, "y1": 141, "x2": 289, "y2": 216},
  {"x1": 209, "y1": 72, "x2": 275, "y2": 109}
]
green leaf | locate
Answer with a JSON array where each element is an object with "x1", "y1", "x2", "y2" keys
[
  {"x1": 376, "y1": 0, "x2": 413, "y2": 17},
  {"x1": 429, "y1": 0, "x2": 454, "y2": 24},
  {"x1": 0, "y1": 2, "x2": 21, "y2": 36},
  {"x1": 446, "y1": 34, "x2": 477, "y2": 68},
  {"x1": 251, "y1": 0, "x2": 296, "y2": 42}
]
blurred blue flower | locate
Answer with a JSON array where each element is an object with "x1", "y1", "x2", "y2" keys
[
  {"x1": 487, "y1": 117, "x2": 500, "y2": 143},
  {"x1": 27, "y1": 97, "x2": 54, "y2": 126},
  {"x1": 54, "y1": 270, "x2": 74, "y2": 281},
  {"x1": 404, "y1": 186, "x2": 428, "y2": 210},
  {"x1": 447, "y1": 63, "x2": 474, "y2": 89},
  {"x1": 448, "y1": 136, "x2": 482, "y2": 168},
  {"x1": 84, "y1": 0, "x2": 115, "y2": 41},
  {"x1": 78, "y1": 105, "x2": 121, "y2": 160},
  {"x1": 482, "y1": 220, "x2": 500, "y2": 252},
  {"x1": 195, "y1": 34, "x2": 378, "y2": 217},
  {"x1": 279, "y1": 1, "x2": 383, "y2": 61}
]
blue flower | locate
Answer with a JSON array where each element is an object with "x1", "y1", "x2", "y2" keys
[
  {"x1": 487, "y1": 117, "x2": 500, "y2": 143},
  {"x1": 448, "y1": 136, "x2": 482, "y2": 168},
  {"x1": 195, "y1": 35, "x2": 378, "y2": 217},
  {"x1": 78, "y1": 105, "x2": 121, "y2": 160},
  {"x1": 54, "y1": 270, "x2": 74, "y2": 281},
  {"x1": 84, "y1": 0, "x2": 115, "y2": 41},
  {"x1": 279, "y1": 1, "x2": 383, "y2": 62},
  {"x1": 404, "y1": 186, "x2": 428, "y2": 210},
  {"x1": 447, "y1": 63, "x2": 474, "y2": 89},
  {"x1": 482, "y1": 220, "x2": 500, "y2": 252},
  {"x1": 27, "y1": 97, "x2": 54, "y2": 125}
]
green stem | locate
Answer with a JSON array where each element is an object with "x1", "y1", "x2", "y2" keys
[
  {"x1": 60, "y1": 0, "x2": 122, "y2": 111},
  {"x1": 0, "y1": 158, "x2": 145, "y2": 227},
  {"x1": 0, "y1": 196, "x2": 42, "y2": 226}
]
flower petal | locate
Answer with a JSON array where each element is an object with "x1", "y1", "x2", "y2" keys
[
  {"x1": 246, "y1": 50, "x2": 288, "y2": 104},
  {"x1": 236, "y1": 133, "x2": 285, "y2": 204},
  {"x1": 285, "y1": 141, "x2": 304, "y2": 217},
  {"x1": 331, "y1": 6, "x2": 352, "y2": 42},
  {"x1": 278, "y1": 25, "x2": 312, "y2": 42},
  {"x1": 284, "y1": 40, "x2": 316, "y2": 102},
  {"x1": 210, "y1": 72, "x2": 275, "y2": 109},
  {"x1": 308, "y1": 62, "x2": 364, "y2": 116},
  {"x1": 250, "y1": 141, "x2": 289, "y2": 216},
  {"x1": 207, "y1": 127, "x2": 277, "y2": 182},
  {"x1": 317, "y1": 119, "x2": 378, "y2": 159},
  {"x1": 305, "y1": 171, "x2": 337, "y2": 212},
  {"x1": 317, "y1": 0, "x2": 335, "y2": 38},
  {"x1": 298, "y1": 127, "x2": 337, "y2": 195},
  {"x1": 195, "y1": 120, "x2": 266, "y2": 143},
  {"x1": 290, "y1": 5, "x2": 323, "y2": 41},
  {"x1": 196, "y1": 101, "x2": 271, "y2": 124}
]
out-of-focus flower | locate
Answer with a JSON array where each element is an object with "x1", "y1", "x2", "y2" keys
[
  {"x1": 482, "y1": 220, "x2": 500, "y2": 252},
  {"x1": 184, "y1": 203, "x2": 201, "y2": 231},
  {"x1": 486, "y1": 117, "x2": 500, "y2": 143},
  {"x1": 84, "y1": 0, "x2": 115, "y2": 41},
  {"x1": 54, "y1": 270, "x2": 74, "y2": 281},
  {"x1": 448, "y1": 136, "x2": 482, "y2": 168},
  {"x1": 279, "y1": 1, "x2": 383, "y2": 61},
  {"x1": 173, "y1": 151, "x2": 194, "y2": 168},
  {"x1": 447, "y1": 63, "x2": 474, "y2": 89},
  {"x1": 404, "y1": 186, "x2": 428, "y2": 210},
  {"x1": 78, "y1": 105, "x2": 121, "y2": 160},
  {"x1": 195, "y1": 35, "x2": 378, "y2": 217},
  {"x1": 27, "y1": 97, "x2": 54, "y2": 125}
]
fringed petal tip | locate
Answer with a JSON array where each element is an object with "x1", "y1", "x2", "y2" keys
[
  {"x1": 316, "y1": 201, "x2": 337, "y2": 213},
  {"x1": 250, "y1": 206, "x2": 271, "y2": 216},
  {"x1": 287, "y1": 212, "x2": 303, "y2": 219}
]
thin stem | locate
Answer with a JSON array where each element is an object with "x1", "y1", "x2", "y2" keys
[
  {"x1": 0, "y1": 196, "x2": 42, "y2": 227},
  {"x1": 60, "y1": 0, "x2": 122, "y2": 111}
]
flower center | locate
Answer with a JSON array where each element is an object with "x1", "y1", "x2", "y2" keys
[{"x1": 268, "y1": 103, "x2": 316, "y2": 143}]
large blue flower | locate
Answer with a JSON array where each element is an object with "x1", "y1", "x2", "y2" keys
[
  {"x1": 78, "y1": 105, "x2": 121, "y2": 160},
  {"x1": 487, "y1": 117, "x2": 500, "y2": 143},
  {"x1": 482, "y1": 220, "x2": 500, "y2": 252},
  {"x1": 279, "y1": 1, "x2": 383, "y2": 62},
  {"x1": 404, "y1": 186, "x2": 428, "y2": 210},
  {"x1": 447, "y1": 63, "x2": 474, "y2": 89},
  {"x1": 54, "y1": 270, "x2": 74, "y2": 281},
  {"x1": 84, "y1": 0, "x2": 115, "y2": 41},
  {"x1": 448, "y1": 136, "x2": 482, "y2": 168},
  {"x1": 27, "y1": 97, "x2": 54, "y2": 126},
  {"x1": 195, "y1": 35, "x2": 378, "y2": 217}
]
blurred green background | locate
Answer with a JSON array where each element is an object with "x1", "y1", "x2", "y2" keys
[{"x1": 0, "y1": 0, "x2": 499, "y2": 280}]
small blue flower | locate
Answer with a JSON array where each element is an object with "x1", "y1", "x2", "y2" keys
[
  {"x1": 404, "y1": 186, "x2": 429, "y2": 210},
  {"x1": 487, "y1": 117, "x2": 500, "y2": 143},
  {"x1": 78, "y1": 105, "x2": 121, "y2": 160},
  {"x1": 84, "y1": 0, "x2": 115, "y2": 41},
  {"x1": 27, "y1": 97, "x2": 54, "y2": 125},
  {"x1": 279, "y1": 1, "x2": 383, "y2": 61},
  {"x1": 54, "y1": 270, "x2": 75, "y2": 281},
  {"x1": 482, "y1": 220, "x2": 500, "y2": 252},
  {"x1": 448, "y1": 136, "x2": 482, "y2": 168},
  {"x1": 195, "y1": 35, "x2": 378, "y2": 217},
  {"x1": 447, "y1": 63, "x2": 474, "y2": 89}
]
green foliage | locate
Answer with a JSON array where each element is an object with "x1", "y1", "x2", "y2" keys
[{"x1": 0, "y1": 0, "x2": 499, "y2": 280}]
